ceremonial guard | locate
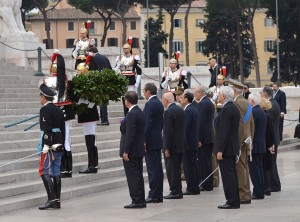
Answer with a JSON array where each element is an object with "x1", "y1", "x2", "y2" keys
[
  {"x1": 72, "y1": 20, "x2": 96, "y2": 69},
  {"x1": 210, "y1": 74, "x2": 226, "y2": 112},
  {"x1": 40, "y1": 50, "x2": 75, "y2": 178},
  {"x1": 114, "y1": 37, "x2": 142, "y2": 92},
  {"x1": 76, "y1": 55, "x2": 100, "y2": 174},
  {"x1": 38, "y1": 84, "x2": 65, "y2": 210},
  {"x1": 160, "y1": 52, "x2": 188, "y2": 93}
]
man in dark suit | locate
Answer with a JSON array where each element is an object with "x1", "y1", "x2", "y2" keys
[
  {"x1": 92, "y1": 48, "x2": 112, "y2": 126},
  {"x1": 120, "y1": 91, "x2": 146, "y2": 208},
  {"x1": 214, "y1": 86, "x2": 240, "y2": 209},
  {"x1": 208, "y1": 58, "x2": 221, "y2": 87},
  {"x1": 196, "y1": 85, "x2": 215, "y2": 191},
  {"x1": 162, "y1": 92, "x2": 186, "y2": 199},
  {"x1": 260, "y1": 86, "x2": 281, "y2": 192},
  {"x1": 143, "y1": 83, "x2": 164, "y2": 203},
  {"x1": 248, "y1": 93, "x2": 267, "y2": 199},
  {"x1": 180, "y1": 91, "x2": 200, "y2": 195},
  {"x1": 273, "y1": 83, "x2": 286, "y2": 141}
]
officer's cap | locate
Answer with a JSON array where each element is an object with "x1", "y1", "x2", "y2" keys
[
  {"x1": 39, "y1": 84, "x2": 56, "y2": 97},
  {"x1": 228, "y1": 78, "x2": 244, "y2": 89}
]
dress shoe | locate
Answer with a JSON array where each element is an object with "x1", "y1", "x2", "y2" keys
[
  {"x1": 97, "y1": 122, "x2": 110, "y2": 126},
  {"x1": 124, "y1": 203, "x2": 146, "y2": 209},
  {"x1": 163, "y1": 193, "x2": 183, "y2": 199},
  {"x1": 251, "y1": 195, "x2": 264, "y2": 200},
  {"x1": 38, "y1": 200, "x2": 57, "y2": 210},
  {"x1": 265, "y1": 190, "x2": 271, "y2": 196},
  {"x1": 240, "y1": 199, "x2": 251, "y2": 204},
  {"x1": 145, "y1": 197, "x2": 163, "y2": 203},
  {"x1": 183, "y1": 190, "x2": 200, "y2": 195},
  {"x1": 199, "y1": 186, "x2": 213, "y2": 191},
  {"x1": 270, "y1": 187, "x2": 281, "y2": 192},
  {"x1": 79, "y1": 167, "x2": 98, "y2": 174},
  {"x1": 218, "y1": 203, "x2": 240, "y2": 209}
]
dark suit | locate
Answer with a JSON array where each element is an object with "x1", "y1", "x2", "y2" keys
[
  {"x1": 197, "y1": 96, "x2": 215, "y2": 190},
  {"x1": 249, "y1": 105, "x2": 267, "y2": 198},
  {"x1": 163, "y1": 103, "x2": 186, "y2": 195},
  {"x1": 143, "y1": 95, "x2": 164, "y2": 200},
  {"x1": 182, "y1": 103, "x2": 199, "y2": 193},
  {"x1": 273, "y1": 89, "x2": 286, "y2": 141},
  {"x1": 121, "y1": 105, "x2": 146, "y2": 204},
  {"x1": 268, "y1": 98, "x2": 281, "y2": 191},
  {"x1": 209, "y1": 64, "x2": 221, "y2": 87},
  {"x1": 94, "y1": 53, "x2": 112, "y2": 124},
  {"x1": 214, "y1": 101, "x2": 240, "y2": 207}
]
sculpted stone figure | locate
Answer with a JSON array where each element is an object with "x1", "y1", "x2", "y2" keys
[{"x1": 0, "y1": 0, "x2": 27, "y2": 37}]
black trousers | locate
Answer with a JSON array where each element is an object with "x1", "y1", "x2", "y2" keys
[
  {"x1": 145, "y1": 150, "x2": 164, "y2": 200},
  {"x1": 249, "y1": 153, "x2": 265, "y2": 198},
  {"x1": 219, "y1": 156, "x2": 240, "y2": 207},
  {"x1": 270, "y1": 146, "x2": 281, "y2": 190},
  {"x1": 183, "y1": 151, "x2": 199, "y2": 193},
  {"x1": 164, "y1": 153, "x2": 183, "y2": 195},
  {"x1": 99, "y1": 105, "x2": 109, "y2": 123},
  {"x1": 198, "y1": 143, "x2": 213, "y2": 190},
  {"x1": 279, "y1": 117, "x2": 284, "y2": 141},
  {"x1": 123, "y1": 157, "x2": 145, "y2": 204}
]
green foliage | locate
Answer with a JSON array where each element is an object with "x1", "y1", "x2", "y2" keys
[
  {"x1": 72, "y1": 69, "x2": 128, "y2": 106},
  {"x1": 143, "y1": 9, "x2": 168, "y2": 67}
]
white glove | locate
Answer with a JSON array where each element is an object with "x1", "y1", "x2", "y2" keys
[
  {"x1": 165, "y1": 76, "x2": 171, "y2": 82},
  {"x1": 72, "y1": 45, "x2": 81, "y2": 58},
  {"x1": 51, "y1": 144, "x2": 62, "y2": 151},
  {"x1": 42, "y1": 145, "x2": 50, "y2": 154},
  {"x1": 212, "y1": 93, "x2": 218, "y2": 102},
  {"x1": 135, "y1": 75, "x2": 141, "y2": 89},
  {"x1": 161, "y1": 80, "x2": 169, "y2": 89}
]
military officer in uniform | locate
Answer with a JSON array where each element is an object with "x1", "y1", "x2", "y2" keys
[
  {"x1": 72, "y1": 20, "x2": 96, "y2": 69},
  {"x1": 210, "y1": 74, "x2": 226, "y2": 112},
  {"x1": 38, "y1": 84, "x2": 65, "y2": 210},
  {"x1": 40, "y1": 50, "x2": 75, "y2": 178},
  {"x1": 114, "y1": 37, "x2": 142, "y2": 92}
]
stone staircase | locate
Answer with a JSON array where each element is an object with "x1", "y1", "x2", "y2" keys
[
  {"x1": 0, "y1": 61, "x2": 147, "y2": 214},
  {"x1": 0, "y1": 61, "x2": 299, "y2": 215}
]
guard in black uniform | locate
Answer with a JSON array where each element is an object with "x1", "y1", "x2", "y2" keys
[{"x1": 38, "y1": 84, "x2": 65, "y2": 210}]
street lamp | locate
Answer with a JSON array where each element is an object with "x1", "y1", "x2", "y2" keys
[
  {"x1": 276, "y1": 0, "x2": 280, "y2": 85},
  {"x1": 146, "y1": 0, "x2": 150, "y2": 68}
]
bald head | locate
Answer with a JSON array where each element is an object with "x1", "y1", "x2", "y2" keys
[{"x1": 163, "y1": 92, "x2": 175, "y2": 103}]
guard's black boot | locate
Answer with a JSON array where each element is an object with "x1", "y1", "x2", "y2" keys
[
  {"x1": 60, "y1": 150, "x2": 68, "y2": 178},
  {"x1": 66, "y1": 151, "x2": 73, "y2": 177},
  {"x1": 79, "y1": 135, "x2": 93, "y2": 173},
  {"x1": 53, "y1": 175, "x2": 61, "y2": 209},
  {"x1": 90, "y1": 135, "x2": 99, "y2": 173},
  {"x1": 39, "y1": 174, "x2": 56, "y2": 210}
]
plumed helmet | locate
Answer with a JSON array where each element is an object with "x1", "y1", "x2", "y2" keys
[{"x1": 49, "y1": 49, "x2": 60, "y2": 75}]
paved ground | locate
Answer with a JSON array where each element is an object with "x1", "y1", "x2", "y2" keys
[{"x1": 1, "y1": 149, "x2": 300, "y2": 222}]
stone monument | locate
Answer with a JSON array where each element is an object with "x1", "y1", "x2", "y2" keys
[{"x1": 0, "y1": 0, "x2": 44, "y2": 67}]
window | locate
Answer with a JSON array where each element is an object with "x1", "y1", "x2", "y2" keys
[
  {"x1": 110, "y1": 21, "x2": 115, "y2": 30},
  {"x1": 66, "y1": 38, "x2": 75, "y2": 48},
  {"x1": 264, "y1": 40, "x2": 275, "y2": 52},
  {"x1": 196, "y1": 19, "x2": 205, "y2": 27},
  {"x1": 264, "y1": 18, "x2": 273, "y2": 27},
  {"x1": 130, "y1": 21, "x2": 136, "y2": 30},
  {"x1": 132, "y1": 37, "x2": 139, "y2": 48},
  {"x1": 172, "y1": 41, "x2": 184, "y2": 53},
  {"x1": 195, "y1": 41, "x2": 204, "y2": 53},
  {"x1": 174, "y1": 19, "x2": 182, "y2": 28},
  {"x1": 44, "y1": 22, "x2": 51, "y2": 31},
  {"x1": 43, "y1": 39, "x2": 53, "y2": 49},
  {"x1": 89, "y1": 22, "x2": 95, "y2": 35},
  {"x1": 67, "y1": 22, "x2": 74, "y2": 31},
  {"x1": 267, "y1": 62, "x2": 273, "y2": 75},
  {"x1": 107, "y1": 38, "x2": 118, "y2": 47}
]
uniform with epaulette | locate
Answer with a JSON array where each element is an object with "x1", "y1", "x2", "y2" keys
[{"x1": 38, "y1": 84, "x2": 65, "y2": 210}]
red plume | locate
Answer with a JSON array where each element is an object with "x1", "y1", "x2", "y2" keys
[
  {"x1": 86, "y1": 20, "x2": 91, "y2": 29},
  {"x1": 51, "y1": 49, "x2": 59, "y2": 63},
  {"x1": 128, "y1": 36, "x2": 133, "y2": 45},
  {"x1": 85, "y1": 55, "x2": 92, "y2": 65},
  {"x1": 222, "y1": 66, "x2": 227, "y2": 77},
  {"x1": 175, "y1": 51, "x2": 180, "y2": 60}
]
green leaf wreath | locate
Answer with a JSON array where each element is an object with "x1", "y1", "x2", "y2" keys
[{"x1": 72, "y1": 69, "x2": 128, "y2": 114}]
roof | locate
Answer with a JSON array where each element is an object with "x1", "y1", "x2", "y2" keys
[{"x1": 29, "y1": 6, "x2": 140, "y2": 21}]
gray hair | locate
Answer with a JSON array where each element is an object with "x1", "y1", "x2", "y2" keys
[
  {"x1": 248, "y1": 92, "x2": 261, "y2": 106},
  {"x1": 194, "y1": 85, "x2": 207, "y2": 94},
  {"x1": 262, "y1": 86, "x2": 274, "y2": 98},
  {"x1": 184, "y1": 88, "x2": 194, "y2": 94},
  {"x1": 219, "y1": 86, "x2": 234, "y2": 102}
]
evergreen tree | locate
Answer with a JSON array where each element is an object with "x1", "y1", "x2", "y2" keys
[{"x1": 143, "y1": 9, "x2": 168, "y2": 67}]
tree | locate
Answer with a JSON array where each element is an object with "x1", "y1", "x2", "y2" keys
[
  {"x1": 201, "y1": 0, "x2": 253, "y2": 80},
  {"x1": 67, "y1": 0, "x2": 116, "y2": 47},
  {"x1": 262, "y1": 0, "x2": 300, "y2": 86},
  {"x1": 142, "y1": 9, "x2": 168, "y2": 67},
  {"x1": 33, "y1": 0, "x2": 62, "y2": 49},
  {"x1": 149, "y1": 0, "x2": 188, "y2": 58},
  {"x1": 21, "y1": 0, "x2": 36, "y2": 28},
  {"x1": 184, "y1": 0, "x2": 193, "y2": 66}
]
